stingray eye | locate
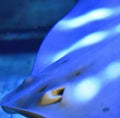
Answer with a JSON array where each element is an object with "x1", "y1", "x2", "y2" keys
[{"x1": 39, "y1": 87, "x2": 65, "y2": 105}]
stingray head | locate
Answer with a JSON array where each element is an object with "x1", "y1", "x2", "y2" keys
[{"x1": 1, "y1": 75, "x2": 67, "y2": 118}]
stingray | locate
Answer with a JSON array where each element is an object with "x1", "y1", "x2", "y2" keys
[{"x1": 1, "y1": 0, "x2": 120, "y2": 118}]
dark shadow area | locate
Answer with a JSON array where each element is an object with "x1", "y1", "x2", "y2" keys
[
  {"x1": 0, "y1": 0, "x2": 77, "y2": 54},
  {"x1": 0, "y1": 38, "x2": 43, "y2": 54},
  {"x1": 0, "y1": 26, "x2": 52, "y2": 54}
]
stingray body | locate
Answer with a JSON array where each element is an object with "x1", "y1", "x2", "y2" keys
[{"x1": 1, "y1": 0, "x2": 120, "y2": 118}]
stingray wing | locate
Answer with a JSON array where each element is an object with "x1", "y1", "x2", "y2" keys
[{"x1": 31, "y1": 0, "x2": 118, "y2": 76}]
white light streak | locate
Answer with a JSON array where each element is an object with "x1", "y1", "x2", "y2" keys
[
  {"x1": 58, "y1": 8, "x2": 115, "y2": 29},
  {"x1": 52, "y1": 31, "x2": 108, "y2": 62}
]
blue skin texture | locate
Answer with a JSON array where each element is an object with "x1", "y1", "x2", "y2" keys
[{"x1": 1, "y1": 0, "x2": 120, "y2": 118}]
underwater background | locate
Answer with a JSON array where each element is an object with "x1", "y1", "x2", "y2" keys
[{"x1": 0, "y1": 0, "x2": 76, "y2": 117}]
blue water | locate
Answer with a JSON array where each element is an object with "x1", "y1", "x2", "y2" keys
[{"x1": 0, "y1": 54, "x2": 35, "y2": 118}]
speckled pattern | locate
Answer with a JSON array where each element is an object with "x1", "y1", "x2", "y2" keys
[{"x1": 0, "y1": 54, "x2": 36, "y2": 118}]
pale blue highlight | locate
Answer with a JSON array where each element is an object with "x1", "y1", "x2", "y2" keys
[
  {"x1": 73, "y1": 61, "x2": 120, "y2": 103},
  {"x1": 73, "y1": 78, "x2": 101, "y2": 102},
  {"x1": 58, "y1": 8, "x2": 115, "y2": 29},
  {"x1": 115, "y1": 24, "x2": 120, "y2": 33},
  {"x1": 104, "y1": 61, "x2": 120, "y2": 80}
]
